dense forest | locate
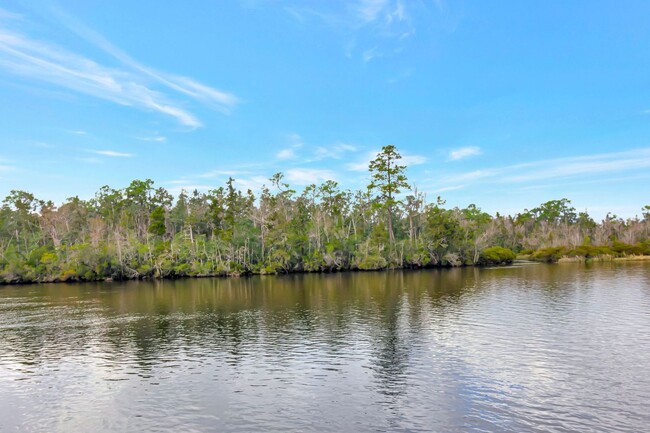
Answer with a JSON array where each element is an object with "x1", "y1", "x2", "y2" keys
[{"x1": 1, "y1": 145, "x2": 649, "y2": 284}]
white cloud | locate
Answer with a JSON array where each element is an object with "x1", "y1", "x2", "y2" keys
[
  {"x1": 287, "y1": 133, "x2": 303, "y2": 146},
  {"x1": 234, "y1": 175, "x2": 270, "y2": 192},
  {"x1": 448, "y1": 146, "x2": 481, "y2": 161},
  {"x1": 51, "y1": 5, "x2": 240, "y2": 112},
  {"x1": 276, "y1": 133, "x2": 304, "y2": 160},
  {"x1": 163, "y1": 75, "x2": 239, "y2": 113},
  {"x1": 348, "y1": 150, "x2": 377, "y2": 171},
  {"x1": 433, "y1": 185, "x2": 464, "y2": 193},
  {"x1": 401, "y1": 154, "x2": 427, "y2": 165},
  {"x1": 136, "y1": 136, "x2": 166, "y2": 143},
  {"x1": 503, "y1": 150, "x2": 650, "y2": 183},
  {"x1": 314, "y1": 142, "x2": 357, "y2": 160},
  {"x1": 285, "y1": 1, "x2": 417, "y2": 62},
  {"x1": 446, "y1": 169, "x2": 496, "y2": 183},
  {"x1": 388, "y1": 1, "x2": 406, "y2": 23},
  {"x1": 0, "y1": 27, "x2": 201, "y2": 127},
  {"x1": 427, "y1": 147, "x2": 650, "y2": 191},
  {"x1": 93, "y1": 150, "x2": 133, "y2": 157},
  {"x1": 277, "y1": 148, "x2": 297, "y2": 160},
  {"x1": 0, "y1": 7, "x2": 239, "y2": 127},
  {"x1": 362, "y1": 47, "x2": 380, "y2": 62},
  {"x1": 357, "y1": 0, "x2": 390, "y2": 23},
  {"x1": 514, "y1": 172, "x2": 650, "y2": 192},
  {"x1": 285, "y1": 168, "x2": 337, "y2": 185},
  {"x1": 198, "y1": 169, "x2": 248, "y2": 179}
]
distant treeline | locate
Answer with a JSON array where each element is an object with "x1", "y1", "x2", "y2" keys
[{"x1": 1, "y1": 146, "x2": 649, "y2": 284}]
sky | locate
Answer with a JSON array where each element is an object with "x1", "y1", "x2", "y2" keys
[{"x1": 0, "y1": 0, "x2": 649, "y2": 219}]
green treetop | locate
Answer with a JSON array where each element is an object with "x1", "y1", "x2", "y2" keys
[{"x1": 368, "y1": 145, "x2": 410, "y2": 243}]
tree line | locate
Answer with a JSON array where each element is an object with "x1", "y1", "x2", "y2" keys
[{"x1": 1, "y1": 145, "x2": 649, "y2": 283}]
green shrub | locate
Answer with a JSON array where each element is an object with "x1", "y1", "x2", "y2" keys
[
  {"x1": 356, "y1": 254, "x2": 387, "y2": 270},
  {"x1": 479, "y1": 246, "x2": 516, "y2": 265},
  {"x1": 612, "y1": 241, "x2": 644, "y2": 256},
  {"x1": 530, "y1": 247, "x2": 568, "y2": 262}
]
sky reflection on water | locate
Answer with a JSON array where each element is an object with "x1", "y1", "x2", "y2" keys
[{"x1": 1, "y1": 263, "x2": 649, "y2": 432}]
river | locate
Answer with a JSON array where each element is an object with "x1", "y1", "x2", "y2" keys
[{"x1": 1, "y1": 262, "x2": 649, "y2": 432}]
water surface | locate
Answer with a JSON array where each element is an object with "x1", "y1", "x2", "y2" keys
[{"x1": 1, "y1": 263, "x2": 649, "y2": 432}]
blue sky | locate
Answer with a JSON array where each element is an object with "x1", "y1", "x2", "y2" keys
[{"x1": 0, "y1": 0, "x2": 649, "y2": 219}]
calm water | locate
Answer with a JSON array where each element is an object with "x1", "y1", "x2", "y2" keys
[{"x1": 1, "y1": 263, "x2": 649, "y2": 432}]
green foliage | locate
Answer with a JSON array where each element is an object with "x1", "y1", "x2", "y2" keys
[
  {"x1": 367, "y1": 145, "x2": 409, "y2": 243},
  {"x1": 0, "y1": 147, "x2": 648, "y2": 284},
  {"x1": 355, "y1": 254, "x2": 387, "y2": 271},
  {"x1": 530, "y1": 247, "x2": 568, "y2": 263},
  {"x1": 529, "y1": 198, "x2": 577, "y2": 224},
  {"x1": 479, "y1": 246, "x2": 516, "y2": 265},
  {"x1": 148, "y1": 206, "x2": 167, "y2": 237}
]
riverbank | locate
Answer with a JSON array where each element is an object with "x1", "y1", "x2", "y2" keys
[
  {"x1": 0, "y1": 260, "x2": 510, "y2": 285},
  {"x1": 516, "y1": 252, "x2": 650, "y2": 263},
  {"x1": 3, "y1": 254, "x2": 649, "y2": 285},
  {"x1": 556, "y1": 255, "x2": 650, "y2": 263}
]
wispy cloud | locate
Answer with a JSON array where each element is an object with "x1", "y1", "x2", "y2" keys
[
  {"x1": 93, "y1": 150, "x2": 134, "y2": 157},
  {"x1": 198, "y1": 169, "x2": 249, "y2": 179},
  {"x1": 428, "y1": 148, "x2": 650, "y2": 191},
  {"x1": 136, "y1": 136, "x2": 167, "y2": 143},
  {"x1": 357, "y1": 0, "x2": 389, "y2": 23},
  {"x1": 234, "y1": 175, "x2": 270, "y2": 192},
  {"x1": 346, "y1": 154, "x2": 374, "y2": 171},
  {"x1": 314, "y1": 142, "x2": 357, "y2": 160},
  {"x1": 51, "y1": 6, "x2": 239, "y2": 112},
  {"x1": 362, "y1": 47, "x2": 380, "y2": 62},
  {"x1": 285, "y1": 168, "x2": 337, "y2": 185},
  {"x1": 448, "y1": 146, "x2": 481, "y2": 161},
  {"x1": 0, "y1": 6, "x2": 238, "y2": 128},
  {"x1": 356, "y1": 0, "x2": 408, "y2": 25},
  {"x1": 503, "y1": 149, "x2": 650, "y2": 183},
  {"x1": 0, "y1": 26, "x2": 200, "y2": 127},
  {"x1": 0, "y1": 8, "x2": 23, "y2": 21},
  {"x1": 284, "y1": 0, "x2": 416, "y2": 61},
  {"x1": 277, "y1": 148, "x2": 297, "y2": 160},
  {"x1": 513, "y1": 172, "x2": 650, "y2": 192},
  {"x1": 401, "y1": 154, "x2": 427, "y2": 166},
  {"x1": 445, "y1": 169, "x2": 496, "y2": 183},
  {"x1": 433, "y1": 185, "x2": 464, "y2": 193},
  {"x1": 276, "y1": 133, "x2": 304, "y2": 160},
  {"x1": 387, "y1": 68, "x2": 413, "y2": 84}
]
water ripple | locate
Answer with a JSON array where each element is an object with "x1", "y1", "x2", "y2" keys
[{"x1": 0, "y1": 263, "x2": 649, "y2": 432}]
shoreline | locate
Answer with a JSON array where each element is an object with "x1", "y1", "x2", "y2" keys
[{"x1": 2, "y1": 256, "x2": 648, "y2": 286}]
